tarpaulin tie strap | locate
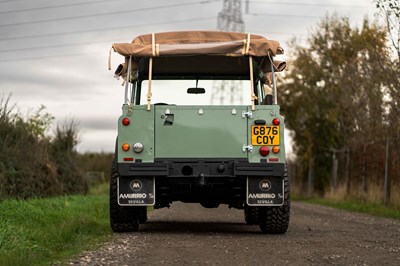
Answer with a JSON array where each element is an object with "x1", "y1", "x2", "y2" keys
[
  {"x1": 108, "y1": 47, "x2": 113, "y2": 70},
  {"x1": 242, "y1": 33, "x2": 251, "y2": 55},
  {"x1": 249, "y1": 55, "x2": 257, "y2": 111},
  {"x1": 151, "y1": 33, "x2": 160, "y2": 57},
  {"x1": 268, "y1": 52, "x2": 278, "y2": 105},
  {"x1": 151, "y1": 33, "x2": 156, "y2": 57},
  {"x1": 147, "y1": 33, "x2": 157, "y2": 111},
  {"x1": 246, "y1": 33, "x2": 251, "y2": 55}
]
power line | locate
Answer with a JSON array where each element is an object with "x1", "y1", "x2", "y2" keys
[
  {"x1": 0, "y1": 28, "x2": 304, "y2": 54},
  {"x1": 250, "y1": 30, "x2": 306, "y2": 36},
  {"x1": 0, "y1": 0, "x2": 111, "y2": 3},
  {"x1": 0, "y1": 29, "x2": 304, "y2": 54},
  {"x1": 248, "y1": 0, "x2": 373, "y2": 8},
  {"x1": 0, "y1": 16, "x2": 215, "y2": 42},
  {"x1": 0, "y1": 0, "x2": 120, "y2": 15},
  {"x1": 0, "y1": 0, "x2": 215, "y2": 28},
  {"x1": 0, "y1": 10, "x2": 317, "y2": 42},
  {"x1": 0, "y1": 51, "x2": 102, "y2": 63},
  {"x1": 0, "y1": 39, "x2": 125, "y2": 53},
  {"x1": 0, "y1": 16, "x2": 216, "y2": 59},
  {"x1": 249, "y1": 12, "x2": 321, "y2": 19},
  {"x1": 0, "y1": 27, "x2": 118, "y2": 41},
  {"x1": 0, "y1": 0, "x2": 377, "y2": 9}
]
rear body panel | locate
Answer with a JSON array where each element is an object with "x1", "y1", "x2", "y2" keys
[
  {"x1": 117, "y1": 104, "x2": 285, "y2": 163},
  {"x1": 154, "y1": 105, "x2": 247, "y2": 158},
  {"x1": 117, "y1": 104, "x2": 286, "y2": 208}
]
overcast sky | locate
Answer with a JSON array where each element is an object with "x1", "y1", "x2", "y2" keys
[{"x1": 0, "y1": 0, "x2": 377, "y2": 153}]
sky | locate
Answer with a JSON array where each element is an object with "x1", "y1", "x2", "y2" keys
[{"x1": 0, "y1": 0, "x2": 377, "y2": 153}]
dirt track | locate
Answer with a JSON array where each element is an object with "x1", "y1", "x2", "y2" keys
[{"x1": 69, "y1": 202, "x2": 400, "y2": 265}]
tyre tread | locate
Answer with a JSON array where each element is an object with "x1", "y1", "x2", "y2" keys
[{"x1": 259, "y1": 166, "x2": 290, "y2": 234}]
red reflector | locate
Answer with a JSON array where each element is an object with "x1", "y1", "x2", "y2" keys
[
  {"x1": 122, "y1": 117, "x2": 130, "y2": 126},
  {"x1": 272, "y1": 118, "x2": 280, "y2": 126},
  {"x1": 259, "y1": 146, "x2": 270, "y2": 156},
  {"x1": 269, "y1": 158, "x2": 279, "y2": 162},
  {"x1": 123, "y1": 157, "x2": 134, "y2": 161}
]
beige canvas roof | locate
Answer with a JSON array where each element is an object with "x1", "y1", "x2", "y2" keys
[
  {"x1": 110, "y1": 31, "x2": 286, "y2": 81},
  {"x1": 112, "y1": 31, "x2": 284, "y2": 58}
]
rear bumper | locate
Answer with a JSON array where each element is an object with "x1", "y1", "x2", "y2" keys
[{"x1": 118, "y1": 159, "x2": 285, "y2": 178}]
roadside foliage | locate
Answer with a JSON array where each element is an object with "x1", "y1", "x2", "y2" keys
[
  {"x1": 281, "y1": 15, "x2": 400, "y2": 206},
  {"x1": 0, "y1": 95, "x2": 87, "y2": 199}
]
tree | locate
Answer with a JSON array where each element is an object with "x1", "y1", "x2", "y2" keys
[
  {"x1": 375, "y1": 0, "x2": 400, "y2": 60},
  {"x1": 280, "y1": 15, "x2": 393, "y2": 193}
]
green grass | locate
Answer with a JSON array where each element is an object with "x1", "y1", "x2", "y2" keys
[
  {"x1": 294, "y1": 196, "x2": 400, "y2": 219},
  {"x1": 0, "y1": 184, "x2": 110, "y2": 266}
]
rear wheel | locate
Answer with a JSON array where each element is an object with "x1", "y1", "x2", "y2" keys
[
  {"x1": 110, "y1": 160, "x2": 147, "y2": 232},
  {"x1": 258, "y1": 167, "x2": 290, "y2": 234},
  {"x1": 138, "y1": 207, "x2": 148, "y2": 224},
  {"x1": 244, "y1": 205, "x2": 259, "y2": 225}
]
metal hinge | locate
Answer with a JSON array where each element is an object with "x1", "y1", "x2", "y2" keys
[
  {"x1": 242, "y1": 111, "x2": 253, "y2": 119},
  {"x1": 242, "y1": 145, "x2": 253, "y2": 153}
]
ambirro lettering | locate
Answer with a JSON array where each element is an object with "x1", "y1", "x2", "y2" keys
[
  {"x1": 248, "y1": 193, "x2": 276, "y2": 199},
  {"x1": 119, "y1": 193, "x2": 147, "y2": 199}
]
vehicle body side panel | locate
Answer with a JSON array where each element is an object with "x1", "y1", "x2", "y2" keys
[
  {"x1": 248, "y1": 105, "x2": 286, "y2": 163},
  {"x1": 118, "y1": 105, "x2": 155, "y2": 163}
]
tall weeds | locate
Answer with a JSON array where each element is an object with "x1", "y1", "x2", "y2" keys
[{"x1": 0, "y1": 94, "x2": 87, "y2": 199}]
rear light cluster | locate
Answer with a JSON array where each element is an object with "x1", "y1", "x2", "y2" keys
[
  {"x1": 272, "y1": 118, "x2": 280, "y2": 125},
  {"x1": 259, "y1": 146, "x2": 280, "y2": 156},
  {"x1": 122, "y1": 117, "x2": 130, "y2": 126},
  {"x1": 259, "y1": 146, "x2": 270, "y2": 156},
  {"x1": 122, "y1": 143, "x2": 130, "y2": 151},
  {"x1": 272, "y1": 146, "x2": 280, "y2": 153},
  {"x1": 121, "y1": 142, "x2": 144, "y2": 153},
  {"x1": 259, "y1": 117, "x2": 281, "y2": 157}
]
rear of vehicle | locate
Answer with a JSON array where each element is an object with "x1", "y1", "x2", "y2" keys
[{"x1": 109, "y1": 31, "x2": 290, "y2": 234}]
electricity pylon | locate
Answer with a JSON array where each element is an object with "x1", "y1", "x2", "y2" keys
[{"x1": 210, "y1": 0, "x2": 245, "y2": 105}]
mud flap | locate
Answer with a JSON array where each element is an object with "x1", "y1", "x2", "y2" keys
[
  {"x1": 246, "y1": 177, "x2": 284, "y2": 206},
  {"x1": 117, "y1": 177, "x2": 155, "y2": 206}
]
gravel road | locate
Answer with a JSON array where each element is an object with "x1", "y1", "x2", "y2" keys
[{"x1": 69, "y1": 202, "x2": 400, "y2": 266}]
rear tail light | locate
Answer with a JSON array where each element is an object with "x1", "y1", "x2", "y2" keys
[
  {"x1": 122, "y1": 118, "x2": 130, "y2": 126},
  {"x1": 122, "y1": 143, "x2": 130, "y2": 151},
  {"x1": 272, "y1": 118, "x2": 280, "y2": 126},
  {"x1": 272, "y1": 146, "x2": 280, "y2": 153},
  {"x1": 259, "y1": 146, "x2": 270, "y2": 156}
]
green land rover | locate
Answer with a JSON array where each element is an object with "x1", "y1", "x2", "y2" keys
[{"x1": 108, "y1": 31, "x2": 290, "y2": 234}]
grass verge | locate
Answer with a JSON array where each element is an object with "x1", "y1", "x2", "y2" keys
[
  {"x1": 294, "y1": 196, "x2": 400, "y2": 219},
  {"x1": 0, "y1": 184, "x2": 110, "y2": 266}
]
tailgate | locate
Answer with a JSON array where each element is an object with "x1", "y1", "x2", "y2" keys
[{"x1": 154, "y1": 106, "x2": 248, "y2": 158}]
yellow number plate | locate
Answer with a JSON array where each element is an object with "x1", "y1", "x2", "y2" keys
[{"x1": 251, "y1": 126, "x2": 280, "y2": 146}]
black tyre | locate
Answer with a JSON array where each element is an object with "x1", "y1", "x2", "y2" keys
[
  {"x1": 110, "y1": 160, "x2": 146, "y2": 232},
  {"x1": 138, "y1": 207, "x2": 148, "y2": 224},
  {"x1": 258, "y1": 166, "x2": 290, "y2": 234},
  {"x1": 244, "y1": 205, "x2": 259, "y2": 225}
]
